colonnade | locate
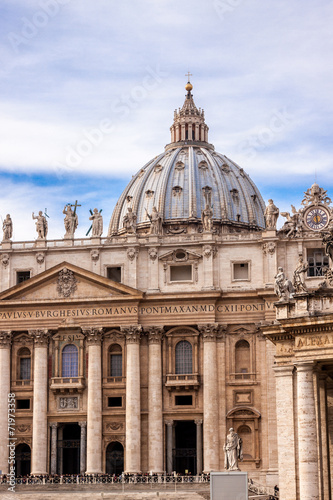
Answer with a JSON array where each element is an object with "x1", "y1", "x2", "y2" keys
[
  {"x1": 274, "y1": 361, "x2": 333, "y2": 500},
  {"x1": 0, "y1": 324, "x2": 223, "y2": 475}
]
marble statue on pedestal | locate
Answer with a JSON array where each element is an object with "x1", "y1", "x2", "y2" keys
[
  {"x1": 224, "y1": 428, "x2": 243, "y2": 471},
  {"x1": 32, "y1": 211, "x2": 48, "y2": 239},
  {"x1": 264, "y1": 199, "x2": 279, "y2": 229},
  {"x1": 2, "y1": 214, "x2": 12, "y2": 241},
  {"x1": 274, "y1": 267, "x2": 294, "y2": 301}
]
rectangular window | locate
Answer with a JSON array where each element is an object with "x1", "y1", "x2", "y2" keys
[
  {"x1": 16, "y1": 271, "x2": 31, "y2": 284},
  {"x1": 170, "y1": 265, "x2": 192, "y2": 282},
  {"x1": 108, "y1": 397, "x2": 122, "y2": 407},
  {"x1": 175, "y1": 395, "x2": 193, "y2": 406},
  {"x1": 110, "y1": 354, "x2": 122, "y2": 377},
  {"x1": 307, "y1": 249, "x2": 329, "y2": 277},
  {"x1": 16, "y1": 399, "x2": 30, "y2": 410},
  {"x1": 233, "y1": 263, "x2": 249, "y2": 280},
  {"x1": 107, "y1": 267, "x2": 122, "y2": 282},
  {"x1": 20, "y1": 358, "x2": 31, "y2": 380}
]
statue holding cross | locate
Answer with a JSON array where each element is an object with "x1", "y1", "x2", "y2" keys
[{"x1": 63, "y1": 200, "x2": 80, "y2": 239}]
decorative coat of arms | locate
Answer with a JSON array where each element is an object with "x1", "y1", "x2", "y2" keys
[{"x1": 57, "y1": 268, "x2": 77, "y2": 297}]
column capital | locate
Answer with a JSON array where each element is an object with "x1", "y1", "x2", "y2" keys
[
  {"x1": 194, "y1": 419, "x2": 203, "y2": 425},
  {"x1": 29, "y1": 329, "x2": 51, "y2": 346},
  {"x1": 82, "y1": 327, "x2": 103, "y2": 345},
  {"x1": 145, "y1": 326, "x2": 164, "y2": 344},
  {"x1": 295, "y1": 361, "x2": 316, "y2": 373},
  {"x1": 78, "y1": 421, "x2": 87, "y2": 428},
  {"x1": 50, "y1": 422, "x2": 58, "y2": 429},
  {"x1": 0, "y1": 330, "x2": 12, "y2": 348},
  {"x1": 165, "y1": 419, "x2": 173, "y2": 427},
  {"x1": 198, "y1": 323, "x2": 219, "y2": 342},
  {"x1": 121, "y1": 325, "x2": 142, "y2": 343},
  {"x1": 273, "y1": 364, "x2": 295, "y2": 377}
]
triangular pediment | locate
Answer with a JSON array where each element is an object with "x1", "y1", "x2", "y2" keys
[{"x1": 0, "y1": 262, "x2": 143, "y2": 302}]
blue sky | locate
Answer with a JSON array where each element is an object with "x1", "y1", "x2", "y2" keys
[{"x1": 1, "y1": 0, "x2": 333, "y2": 239}]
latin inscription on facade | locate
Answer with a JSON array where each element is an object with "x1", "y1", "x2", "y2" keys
[
  {"x1": 0, "y1": 301, "x2": 274, "y2": 322},
  {"x1": 296, "y1": 334, "x2": 333, "y2": 349}
]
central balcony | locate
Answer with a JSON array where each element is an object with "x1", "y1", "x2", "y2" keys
[
  {"x1": 50, "y1": 376, "x2": 85, "y2": 394},
  {"x1": 165, "y1": 373, "x2": 200, "y2": 391}
]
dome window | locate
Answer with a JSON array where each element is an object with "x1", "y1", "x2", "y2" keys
[
  {"x1": 172, "y1": 186, "x2": 183, "y2": 196},
  {"x1": 154, "y1": 164, "x2": 163, "y2": 173},
  {"x1": 145, "y1": 190, "x2": 154, "y2": 199},
  {"x1": 198, "y1": 161, "x2": 208, "y2": 170},
  {"x1": 175, "y1": 162, "x2": 185, "y2": 171}
]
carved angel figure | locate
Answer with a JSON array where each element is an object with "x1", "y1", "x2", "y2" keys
[
  {"x1": 280, "y1": 205, "x2": 302, "y2": 238},
  {"x1": 274, "y1": 267, "x2": 294, "y2": 301}
]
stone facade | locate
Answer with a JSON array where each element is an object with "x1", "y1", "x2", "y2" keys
[{"x1": 0, "y1": 83, "x2": 332, "y2": 500}]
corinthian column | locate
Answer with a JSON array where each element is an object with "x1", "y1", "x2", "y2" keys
[
  {"x1": 198, "y1": 324, "x2": 219, "y2": 472},
  {"x1": 29, "y1": 329, "x2": 51, "y2": 474},
  {"x1": 146, "y1": 326, "x2": 164, "y2": 473},
  {"x1": 122, "y1": 325, "x2": 142, "y2": 473},
  {"x1": 83, "y1": 327, "x2": 103, "y2": 474},
  {"x1": 0, "y1": 331, "x2": 12, "y2": 474},
  {"x1": 296, "y1": 362, "x2": 319, "y2": 500}
]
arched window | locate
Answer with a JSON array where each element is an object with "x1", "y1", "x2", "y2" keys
[
  {"x1": 62, "y1": 344, "x2": 78, "y2": 377},
  {"x1": 109, "y1": 344, "x2": 122, "y2": 377},
  {"x1": 175, "y1": 340, "x2": 192, "y2": 374},
  {"x1": 18, "y1": 347, "x2": 31, "y2": 381}
]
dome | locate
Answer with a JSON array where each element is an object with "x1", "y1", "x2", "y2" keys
[{"x1": 108, "y1": 83, "x2": 266, "y2": 236}]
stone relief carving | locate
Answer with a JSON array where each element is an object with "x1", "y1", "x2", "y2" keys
[
  {"x1": 58, "y1": 397, "x2": 78, "y2": 410},
  {"x1": 301, "y1": 183, "x2": 332, "y2": 207},
  {"x1": 1, "y1": 253, "x2": 10, "y2": 267},
  {"x1": 127, "y1": 247, "x2": 138, "y2": 261},
  {"x1": 90, "y1": 249, "x2": 99, "y2": 262},
  {"x1": 166, "y1": 224, "x2": 187, "y2": 234},
  {"x1": 36, "y1": 252, "x2": 45, "y2": 265},
  {"x1": 123, "y1": 207, "x2": 137, "y2": 234},
  {"x1": 2, "y1": 214, "x2": 13, "y2": 241},
  {"x1": 105, "y1": 422, "x2": 123, "y2": 432},
  {"x1": 293, "y1": 257, "x2": 308, "y2": 293},
  {"x1": 224, "y1": 428, "x2": 243, "y2": 471},
  {"x1": 148, "y1": 247, "x2": 158, "y2": 261},
  {"x1": 32, "y1": 211, "x2": 48, "y2": 239},
  {"x1": 264, "y1": 199, "x2": 279, "y2": 230},
  {"x1": 57, "y1": 268, "x2": 77, "y2": 298},
  {"x1": 17, "y1": 424, "x2": 31, "y2": 433},
  {"x1": 274, "y1": 267, "x2": 294, "y2": 301},
  {"x1": 262, "y1": 242, "x2": 276, "y2": 255}
]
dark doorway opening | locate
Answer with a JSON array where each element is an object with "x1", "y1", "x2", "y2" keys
[
  {"x1": 173, "y1": 420, "x2": 196, "y2": 474},
  {"x1": 57, "y1": 423, "x2": 80, "y2": 474},
  {"x1": 15, "y1": 443, "x2": 31, "y2": 476},
  {"x1": 106, "y1": 441, "x2": 124, "y2": 475}
]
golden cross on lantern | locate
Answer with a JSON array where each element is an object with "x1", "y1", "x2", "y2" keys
[{"x1": 185, "y1": 71, "x2": 192, "y2": 82}]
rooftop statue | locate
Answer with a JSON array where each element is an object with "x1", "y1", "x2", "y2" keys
[
  {"x1": 63, "y1": 204, "x2": 79, "y2": 239},
  {"x1": 202, "y1": 204, "x2": 213, "y2": 232},
  {"x1": 264, "y1": 199, "x2": 279, "y2": 230},
  {"x1": 89, "y1": 208, "x2": 103, "y2": 237},
  {"x1": 147, "y1": 206, "x2": 162, "y2": 235},
  {"x1": 2, "y1": 214, "x2": 13, "y2": 241},
  {"x1": 280, "y1": 205, "x2": 303, "y2": 238},
  {"x1": 123, "y1": 207, "x2": 137, "y2": 234},
  {"x1": 32, "y1": 211, "x2": 48, "y2": 239}
]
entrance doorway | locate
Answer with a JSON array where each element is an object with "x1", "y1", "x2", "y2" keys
[
  {"x1": 173, "y1": 421, "x2": 196, "y2": 474},
  {"x1": 106, "y1": 441, "x2": 124, "y2": 475},
  {"x1": 15, "y1": 443, "x2": 31, "y2": 476},
  {"x1": 57, "y1": 423, "x2": 80, "y2": 474}
]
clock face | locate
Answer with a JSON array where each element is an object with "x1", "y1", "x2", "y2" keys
[{"x1": 305, "y1": 206, "x2": 329, "y2": 231}]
